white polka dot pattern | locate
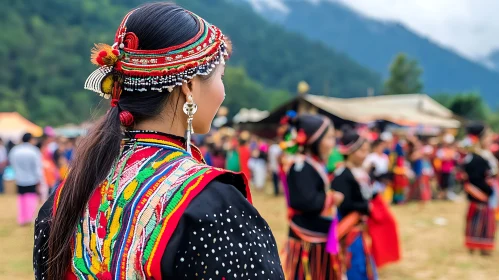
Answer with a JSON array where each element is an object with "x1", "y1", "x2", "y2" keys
[
  {"x1": 33, "y1": 217, "x2": 50, "y2": 280},
  {"x1": 173, "y1": 207, "x2": 284, "y2": 279}
]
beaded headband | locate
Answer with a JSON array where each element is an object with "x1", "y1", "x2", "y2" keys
[
  {"x1": 84, "y1": 8, "x2": 230, "y2": 101},
  {"x1": 338, "y1": 136, "x2": 366, "y2": 155}
]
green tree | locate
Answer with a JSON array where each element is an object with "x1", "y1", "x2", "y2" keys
[
  {"x1": 223, "y1": 67, "x2": 291, "y2": 116},
  {"x1": 0, "y1": 0, "x2": 379, "y2": 125},
  {"x1": 384, "y1": 53, "x2": 423, "y2": 95},
  {"x1": 448, "y1": 93, "x2": 489, "y2": 121},
  {"x1": 434, "y1": 92, "x2": 489, "y2": 121}
]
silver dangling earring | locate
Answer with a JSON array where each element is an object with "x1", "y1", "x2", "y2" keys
[{"x1": 183, "y1": 95, "x2": 198, "y2": 155}]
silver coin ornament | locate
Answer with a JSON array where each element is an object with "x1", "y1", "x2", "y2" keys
[{"x1": 183, "y1": 96, "x2": 198, "y2": 116}]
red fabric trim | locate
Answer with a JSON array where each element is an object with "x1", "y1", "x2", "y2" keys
[
  {"x1": 148, "y1": 168, "x2": 249, "y2": 279},
  {"x1": 465, "y1": 240, "x2": 495, "y2": 250},
  {"x1": 52, "y1": 181, "x2": 66, "y2": 216},
  {"x1": 367, "y1": 195, "x2": 401, "y2": 268}
]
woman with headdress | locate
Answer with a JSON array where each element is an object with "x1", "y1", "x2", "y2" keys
[
  {"x1": 280, "y1": 113, "x2": 345, "y2": 280},
  {"x1": 332, "y1": 129, "x2": 378, "y2": 280},
  {"x1": 33, "y1": 4, "x2": 283, "y2": 279},
  {"x1": 462, "y1": 123, "x2": 496, "y2": 255}
]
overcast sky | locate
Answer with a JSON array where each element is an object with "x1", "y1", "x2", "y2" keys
[{"x1": 250, "y1": 0, "x2": 499, "y2": 60}]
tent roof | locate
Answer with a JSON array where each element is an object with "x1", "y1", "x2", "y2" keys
[
  {"x1": 0, "y1": 112, "x2": 43, "y2": 135},
  {"x1": 303, "y1": 94, "x2": 460, "y2": 128}
]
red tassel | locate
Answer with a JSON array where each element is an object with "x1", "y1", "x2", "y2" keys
[
  {"x1": 111, "y1": 49, "x2": 120, "y2": 56},
  {"x1": 119, "y1": 111, "x2": 134, "y2": 127}
]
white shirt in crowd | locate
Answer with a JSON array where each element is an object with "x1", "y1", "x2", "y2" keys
[
  {"x1": 8, "y1": 143, "x2": 43, "y2": 187},
  {"x1": 363, "y1": 152, "x2": 389, "y2": 177},
  {"x1": 268, "y1": 144, "x2": 282, "y2": 173}
]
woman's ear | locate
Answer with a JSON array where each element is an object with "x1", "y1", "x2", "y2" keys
[
  {"x1": 182, "y1": 77, "x2": 203, "y2": 102},
  {"x1": 181, "y1": 80, "x2": 193, "y2": 98}
]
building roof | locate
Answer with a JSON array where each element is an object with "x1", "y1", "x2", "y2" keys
[
  {"x1": 0, "y1": 112, "x2": 43, "y2": 141},
  {"x1": 303, "y1": 94, "x2": 460, "y2": 128}
]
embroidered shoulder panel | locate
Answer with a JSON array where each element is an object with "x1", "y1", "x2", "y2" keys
[{"x1": 62, "y1": 145, "x2": 224, "y2": 279}]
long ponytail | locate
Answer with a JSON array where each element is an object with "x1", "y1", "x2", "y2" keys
[{"x1": 48, "y1": 107, "x2": 122, "y2": 279}]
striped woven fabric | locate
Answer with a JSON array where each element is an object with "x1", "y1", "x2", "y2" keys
[
  {"x1": 54, "y1": 131, "x2": 246, "y2": 279},
  {"x1": 465, "y1": 201, "x2": 496, "y2": 251}
]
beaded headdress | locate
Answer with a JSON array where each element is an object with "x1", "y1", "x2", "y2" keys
[
  {"x1": 84, "y1": 8, "x2": 230, "y2": 102},
  {"x1": 279, "y1": 111, "x2": 331, "y2": 154}
]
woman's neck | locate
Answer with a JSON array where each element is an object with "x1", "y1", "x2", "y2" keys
[
  {"x1": 305, "y1": 152, "x2": 324, "y2": 163},
  {"x1": 133, "y1": 112, "x2": 187, "y2": 139},
  {"x1": 345, "y1": 160, "x2": 361, "y2": 169}
]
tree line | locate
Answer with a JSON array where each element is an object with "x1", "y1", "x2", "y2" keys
[{"x1": 0, "y1": 0, "x2": 380, "y2": 126}]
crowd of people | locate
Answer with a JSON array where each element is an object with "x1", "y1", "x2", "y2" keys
[
  {"x1": 190, "y1": 111, "x2": 498, "y2": 279},
  {"x1": 1, "y1": 114, "x2": 497, "y2": 279},
  {"x1": 0, "y1": 129, "x2": 78, "y2": 226}
]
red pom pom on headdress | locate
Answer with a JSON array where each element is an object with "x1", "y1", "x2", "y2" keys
[
  {"x1": 296, "y1": 129, "x2": 307, "y2": 145},
  {"x1": 90, "y1": 43, "x2": 119, "y2": 66}
]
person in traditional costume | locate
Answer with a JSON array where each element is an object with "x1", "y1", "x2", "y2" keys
[
  {"x1": 362, "y1": 137, "x2": 401, "y2": 267},
  {"x1": 33, "y1": 4, "x2": 284, "y2": 279},
  {"x1": 363, "y1": 139, "x2": 390, "y2": 196},
  {"x1": 280, "y1": 114, "x2": 345, "y2": 280},
  {"x1": 332, "y1": 130, "x2": 378, "y2": 280},
  {"x1": 462, "y1": 123, "x2": 497, "y2": 256}
]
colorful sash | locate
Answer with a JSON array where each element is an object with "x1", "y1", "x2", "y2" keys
[{"x1": 464, "y1": 183, "x2": 489, "y2": 203}]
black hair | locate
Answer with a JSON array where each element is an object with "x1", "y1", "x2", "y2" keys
[
  {"x1": 371, "y1": 139, "x2": 383, "y2": 150},
  {"x1": 295, "y1": 114, "x2": 331, "y2": 157},
  {"x1": 48, "y1": 3, "x2": 208, "y2": 279},
  {"x1": 466, "y1": 122, "x2": 486, "y2": 139},
  {"x1": 22, "y1": 133, "x2": 32, "y2": 143},
  {"x1": 339, "y1": 128, "x2": 363, "y2": 159}
]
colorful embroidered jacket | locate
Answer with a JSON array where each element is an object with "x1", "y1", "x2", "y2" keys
[{"x1": 33, "y1": 131, "x2": 284, "y2": 280}]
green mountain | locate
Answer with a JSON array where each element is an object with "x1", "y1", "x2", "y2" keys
[
  {"x1": 244, "y1": 0, "x2": 499, "y2": 104},
  {"x1": 0, "y1": 0, "x2": 380, "y2": 125}
]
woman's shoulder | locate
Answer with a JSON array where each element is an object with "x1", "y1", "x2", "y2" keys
[
  {"x1": 333, "y1": 166, "x2": 353, "y2": 179},
  {"x1": 162, "y1": 178, "x2": 283, "y2": 278},
  {"x1": 189, "y1": 179, "x2": 251, "y2": 213},
  {"x1": 288, "y1": 158, "x2": 316, "y2": 175}
]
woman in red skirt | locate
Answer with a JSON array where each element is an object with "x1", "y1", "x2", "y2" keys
[{"x1": 461, "y1": 123, "x2": 496, "y2": 255}]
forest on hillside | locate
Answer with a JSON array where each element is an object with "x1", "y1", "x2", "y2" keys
[
  {"x1": 0, "y1": 0, "x2": 381, "y2": 125},
  {"x1": 252, "y1": 0, "x2": 499, "y2": 105}
]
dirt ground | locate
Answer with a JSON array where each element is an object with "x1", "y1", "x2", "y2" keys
[{"x1": 0, "y1": 189, "x2": 497, "y2": 280}]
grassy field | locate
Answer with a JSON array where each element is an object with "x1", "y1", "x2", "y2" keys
[{"x1": 0, "y1": 191, "x2": 497, "y2": 280}]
